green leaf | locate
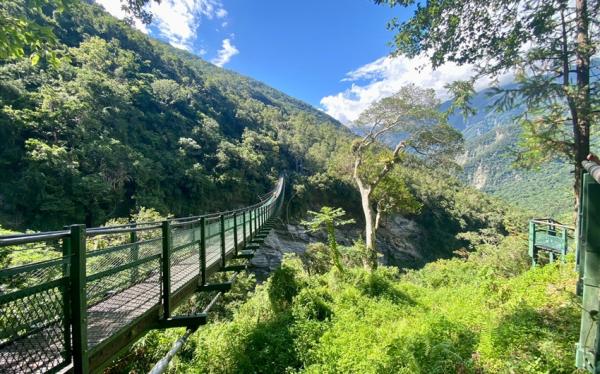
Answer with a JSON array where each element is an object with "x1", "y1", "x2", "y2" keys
[{"x1": 30, "y1": 53, "x2": 40, "y2": 65}]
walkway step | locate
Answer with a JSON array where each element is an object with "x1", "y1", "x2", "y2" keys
[
  {"x1": 220, "y1": 264, "x2": 248, "y2": 272},
  {"x1": 234, "y1": 251, "x2": 254, "y2": 259},
  {"x1": 158, "y1": 314, "x2": 207, "y2": 329},
  {"x1": 199, "y1": 282, "x2": 232, "y2": 292}
]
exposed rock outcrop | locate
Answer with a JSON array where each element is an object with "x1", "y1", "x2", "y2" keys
[{"x1": 251, "y1": 214, "x2": 426, "y2": 280}]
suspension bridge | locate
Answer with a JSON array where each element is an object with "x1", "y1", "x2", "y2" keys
[{"x1": 0, "y1": 177, "x2": 284, "y2": 373}]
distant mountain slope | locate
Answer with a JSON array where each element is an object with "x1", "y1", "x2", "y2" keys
[
  {"x1": 445, "y1": 89, "x2": 573, "y2": 218},
  {"x1": 0, "y1": 1, "x2": 354, "y2": 230}
]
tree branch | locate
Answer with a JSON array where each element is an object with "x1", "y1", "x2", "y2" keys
[{"x1": 371, "y1": 141, "x2": 406, "y2": 189}]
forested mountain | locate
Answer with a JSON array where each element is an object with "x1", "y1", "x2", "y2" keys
[
  {"x1": 0, "y1": 0, "x2": 523, "y2": 267},
  {"x1": 448, "y1": 63, "x2": 599, "y2": 220},
  {"x1": 0, "y1": 1, "x2": 355, "y2": 230},
  {"x1": 0, "y1": 1, "x2": 534, "y2": 277},
  {"x1": 444, "y1": 89, "x2": 574, "y2": 219}
]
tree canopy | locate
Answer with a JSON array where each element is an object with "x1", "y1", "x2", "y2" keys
[
  {"x1": 351, "y1": 85, "x2": 463, "y2": 269},
  {"x1": 376, "y1": 0, "x2": 599, "y2": 208}
]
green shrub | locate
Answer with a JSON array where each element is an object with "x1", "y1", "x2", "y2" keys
[{"x1": 108, "y1": 233, "x2": 581, "y2": 374}]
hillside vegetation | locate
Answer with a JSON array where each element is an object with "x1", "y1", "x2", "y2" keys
[
  {"x1": 115, "y1": 232, "x2": 580, "y2": 373},
  {"x1": 0, "y1": 0, "x2": 354, "y2": 230},
  {"x1": 0, "y1": 1, "x2": 528, "y2": 270},
  {"x1": 447, "y1": 88, "x2": 584, "y2": 220}
]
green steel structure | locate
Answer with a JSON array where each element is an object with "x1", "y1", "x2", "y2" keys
[
  {"x1": 0, "y1": 177, "x2": 284, "y2": 373},
  {"x1": 577, "y1": 161, "x2": 600, "y2": 373},
  {"x1": 528, "y1": 219, "x2": 573, "y2": 266}
]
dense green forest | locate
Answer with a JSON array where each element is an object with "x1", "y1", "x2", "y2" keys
[
  {"x1": 0, "y1": 0, "x2": 354, "y2": 230},
  {"x1": 0, "y1": 1, "x2": 522, "y2": 266},
  {"x1": 0, "y1": 0, "x2": 591, "y2": 373},
  {"x1": 446, "y1": 87, "x2": 597, "y2": 221}
]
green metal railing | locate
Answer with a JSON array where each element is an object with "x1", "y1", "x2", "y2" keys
[
  {"x1": 528, "y1": 219, "x2": 573, "y2": 266},
  {"x1": 0, "y1": 177, "x2": 284, "y2": 373},
  {"x1": 576, "y1": 162, "x2": 600, "y2": 372}
]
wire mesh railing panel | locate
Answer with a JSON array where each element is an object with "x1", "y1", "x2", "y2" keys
[
  {"x1": 205, "y1": 219, "x2": 220, "y2": 240},
  {"x1": 204, "y1": 217, "x2": 221, "y2": 267},
  {"x1": 86, "y1": 254, "x2": 161, "y2": 348},
  {"x1": 225, "y1": 224, "x2": 234, "y2": 252},
  {"x1": 0, "y1": 242, "x2": 63, "y2": 293},
  {"x1": 224, "y1": 216, "x2": 234, "y2": 231},
  {"x1": 206, "y1": 235, "x2": 221, "y2": 267},
  {"x1": 85, "y1": 236, "x2": 162, "y2": 307},
  {"x1": 0, "y1": 236, "x2": 71, "y2": 374},
  {"x1": 0, "y1": 282, "x2": 70, "y2": 373},
  {"x1": 170, "y1": 226, "x2": 200, "y2": 292},
  {"x1": 172, "y1": 226, "x2": 194, "y2": 250}
]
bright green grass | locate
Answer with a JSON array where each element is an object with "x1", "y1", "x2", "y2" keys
[{"x1": 146, "y1": 236, "x2": 584, "y2": 374}]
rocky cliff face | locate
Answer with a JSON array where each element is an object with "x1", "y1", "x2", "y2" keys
[{"x1": 251, "y1": 215, "x2": 425, "y2": 279}]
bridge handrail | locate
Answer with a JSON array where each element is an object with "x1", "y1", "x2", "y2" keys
[
  {"x1": 0, "y1": 177, "x2": 285, "y2": 373},
  {"x1": 582, "y1": 160, "x2": 600, "y2": 184},
  {"x1": 0, "y1": 177, "x2": 283, "y2": 245},
  {"x1": 530, "y1": 219, "x2": 575, "y2": 231}
]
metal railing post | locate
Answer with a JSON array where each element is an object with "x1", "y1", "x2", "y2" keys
[
  {"x1": 200, "y1": 217, "x2": 206, "y2": 286},
  {"x1": 253, "y1": 208, "x2": 257, "y2": 236},
  {"x1": 528, "y1": 221, "x2": 537, "y2": 266},
  {"x1": 161, "y1": 221, "x2": 172, "y2": 318},
  {"x1": 70, "y1": 224, "x2": 89, "y2": 374},
  {"x1": 249, "y1": 210, "x2": 253, "y2": 238},
  {"x1": 242, "y1": 210, "x2": 247, "y2": 246},
  {"x1": 576, "y1": 172, "x2": 600, "y2": 371},
  {"x1": 233, "y1": 212, "x2": 238, "y2": 256},
  {"x1": 220, "y1": 215, "x2": 226, "y2": 268},
  {"x1": 130, "y1": 223, "x2": 139, "y2": 284},
  {"x1": 562, "y1": 227, "x2": 568, "y2": 262},
  {"x1": 61, "y1": 232, "x2": 72, "y2": 364}
]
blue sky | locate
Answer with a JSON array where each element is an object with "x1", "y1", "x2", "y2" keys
[
  {"x1": 220, "y1": 1, "x2": 400, "y2": 106},
  {"x1": 96, "y1": 0, "x2": 492, "y2": 123}
]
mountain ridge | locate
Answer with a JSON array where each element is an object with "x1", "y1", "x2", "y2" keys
[
  {"x1": 0, "y1": 1, "x2": 355, "y2": 230},
  {"x1": 445, "y1": 86, "x2": 574, "y2": 218}
]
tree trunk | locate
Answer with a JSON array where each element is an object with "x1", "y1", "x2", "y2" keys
[
  {"x1": 358, "y1": 183, "x2": 377, "y2": 270},
  {"x1": 574, "y1": 0, "x2": 591, "y2": 214},
  {"x1": 354, "y1": 154, "x2": 378, "y2": 271}
]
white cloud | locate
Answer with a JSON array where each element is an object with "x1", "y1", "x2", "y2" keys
[
  {"x1": 95, "y1": 0, "x2": 149, "y2": 33},
  {"x1": 320, "y1": 55, "x2": 512, "y2": 124},
  {"x1": 216, "y1": 8, "x2": 228, "y2": 18},
  {"x1": 95, "y1": 0, "x2": 228, "y2": 52},
  {"x1": 211, "y1": 38, "x2": 239, "y2": 67}
]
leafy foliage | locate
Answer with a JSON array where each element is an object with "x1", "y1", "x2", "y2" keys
[
  {"x1": 135, "y1": 234, "x2": 580, "y2": 373},
  {"x1": 0, "y1": 1, "x2": 355, "y2": 230},
  {"x1": 301, "y1": 207, "x2": 355, "y2": 273}
]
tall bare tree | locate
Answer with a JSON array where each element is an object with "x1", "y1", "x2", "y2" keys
[{"x1": 352, "y1": 85, "x2": 463, "y2": 269}]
